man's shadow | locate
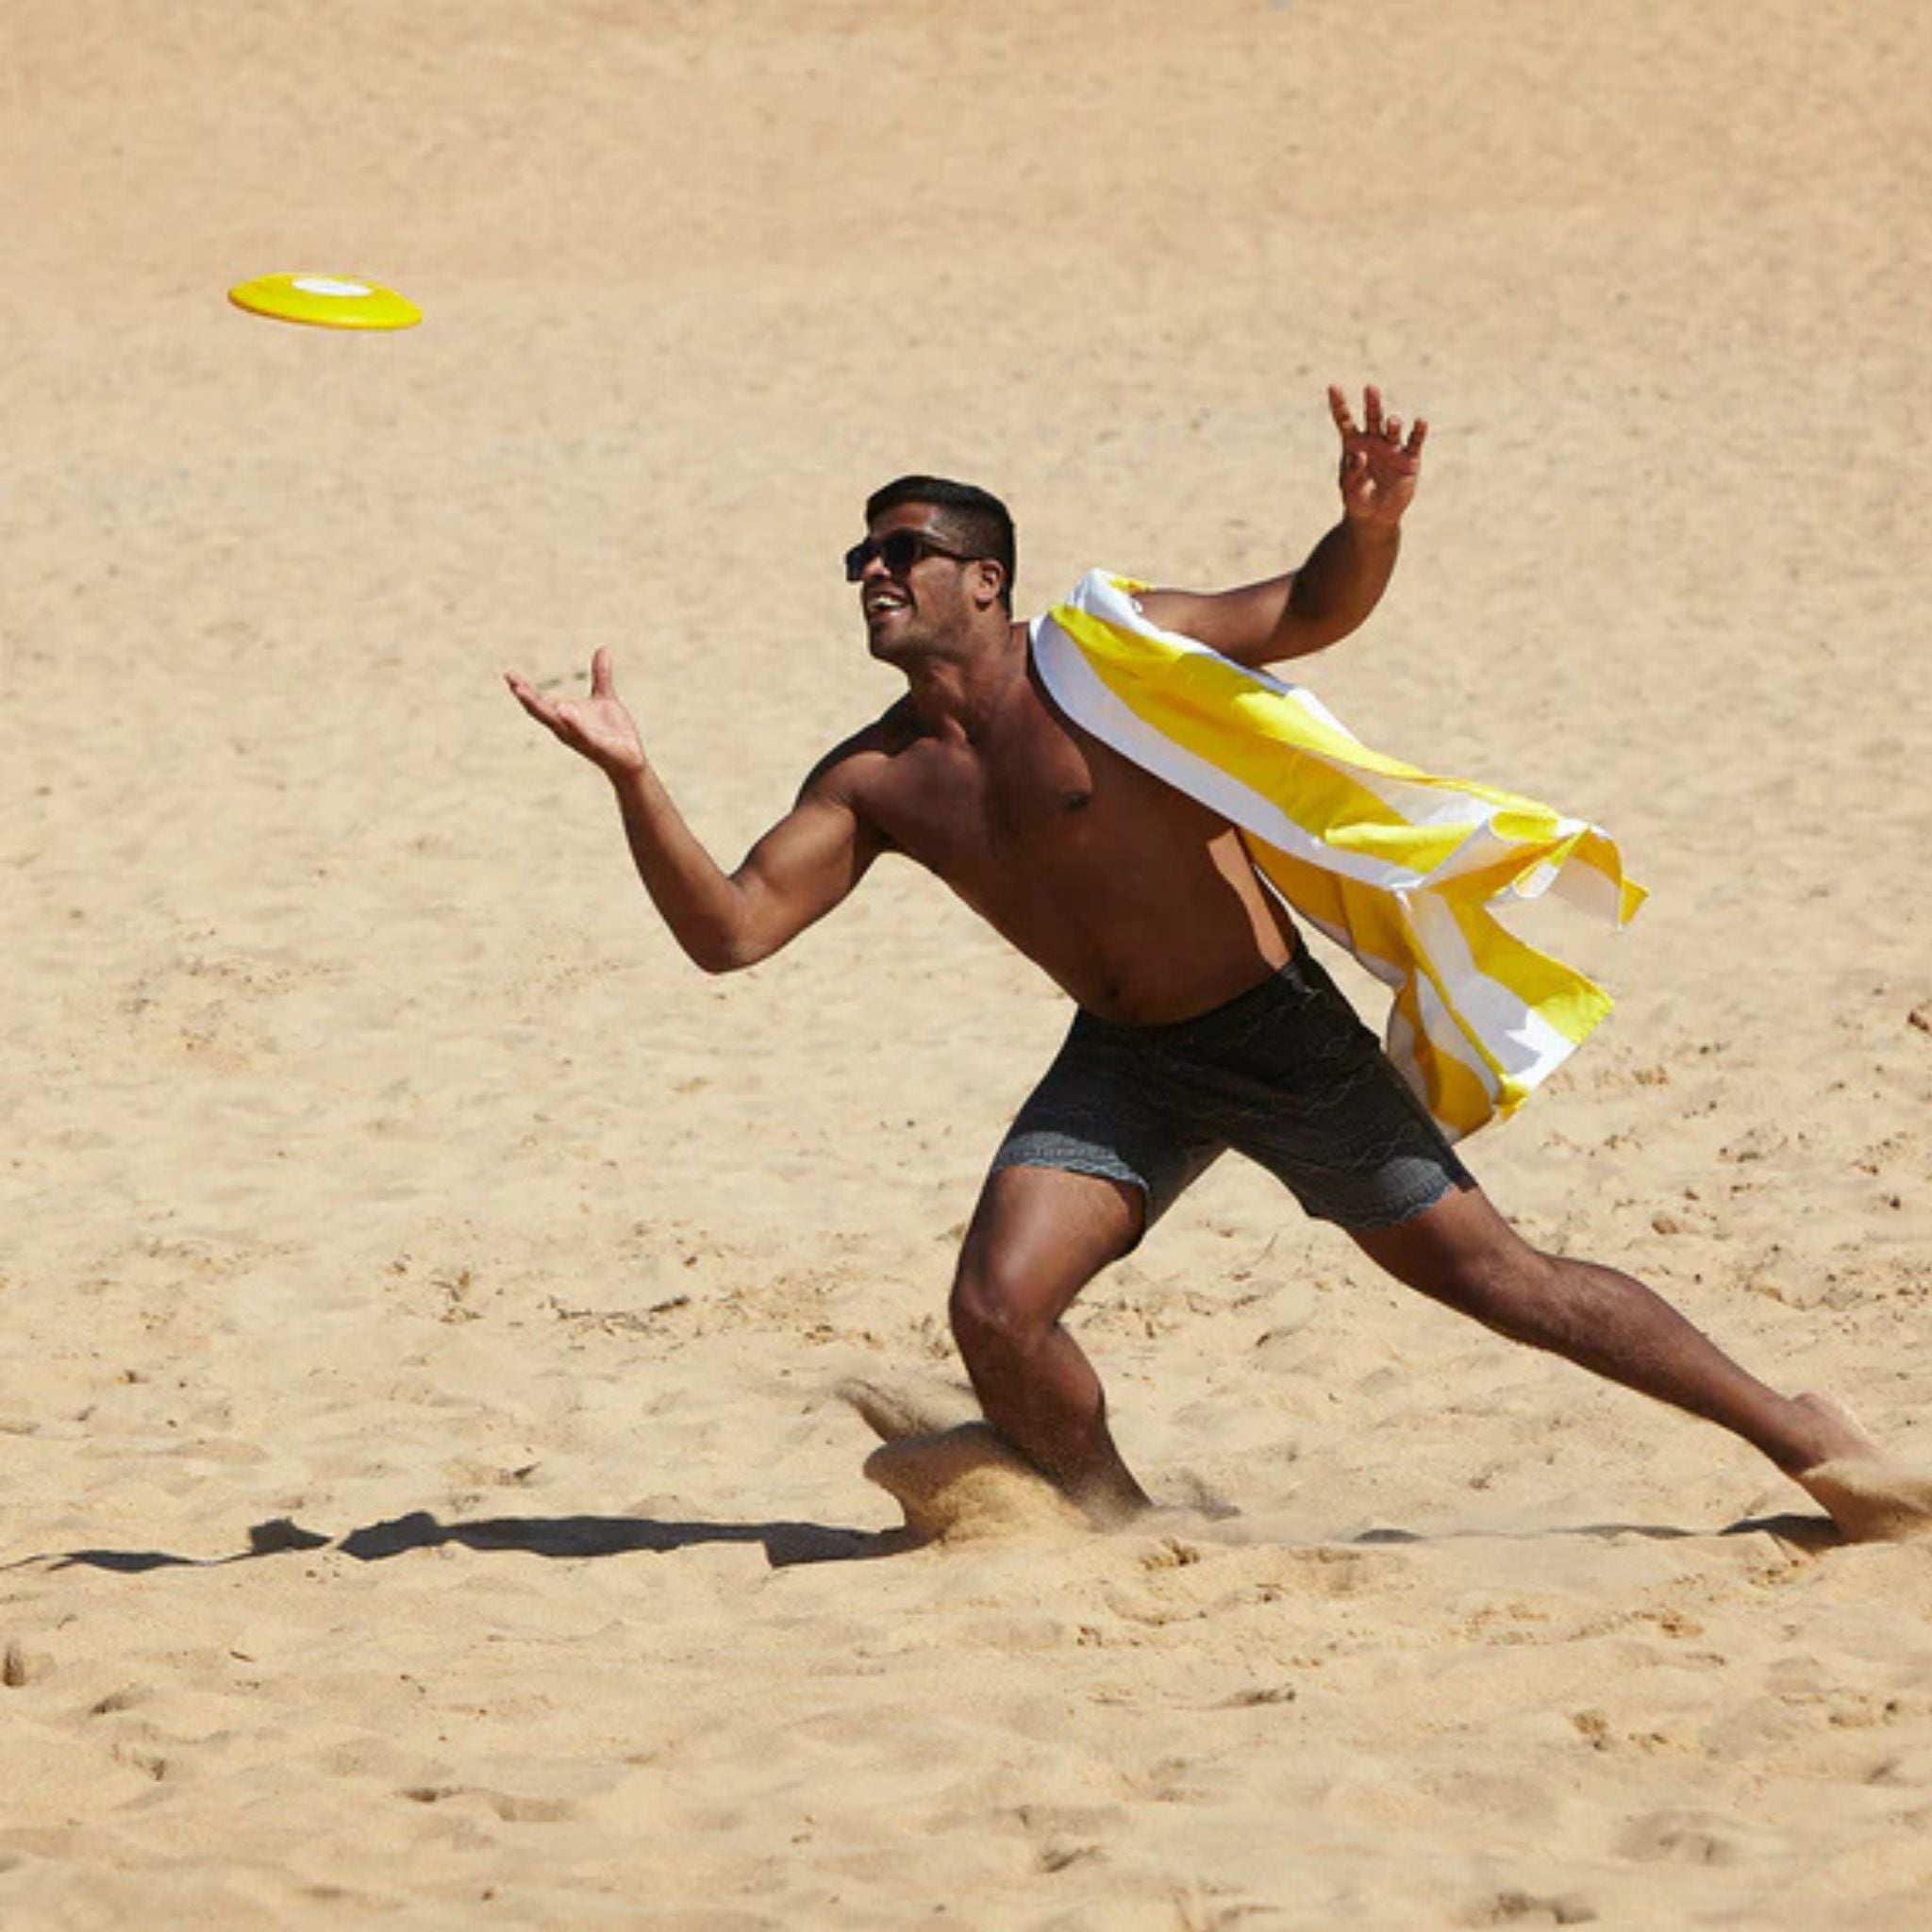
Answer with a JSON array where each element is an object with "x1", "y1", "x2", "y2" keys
[
  {"x1": 7, "y1": 1496, "x2": 1844, "y2": 1578},
  {"x1": 9, "y1": 1508, "x2": 902, "y2": 1576}
]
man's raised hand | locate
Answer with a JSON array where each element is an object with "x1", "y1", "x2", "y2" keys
[
  {"x1": 505, "y1": 648, "x2": 646, "y2": 779},
  {"x1": 1327, "y1": 384, "x2": 1427, "y2": 530}
]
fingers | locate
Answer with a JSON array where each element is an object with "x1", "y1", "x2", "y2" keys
[
  {"x1": 1328, "y1": 384, "x2": 1426, "y2": 453},
  {"x1": 511, "y1": 693, "x2": 560, "y2": 733},
  {"x1": 505, "y1": 670, "x2": 573, "y2": 737},
  {"x1": 507, "y1": 656, "x2": 617, "y2": 736}
]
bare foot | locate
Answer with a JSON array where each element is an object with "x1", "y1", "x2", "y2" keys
[
  {"x1": 1796, "y1": 1461, "x2": 1932, "y2": 1544},
  {"x1": 1790, "y1": 1393, "x2": 1932, "y2": 1543},
  {"x1": 1790, "y1": 1391, "x2": 1882, "y2": 1465}
]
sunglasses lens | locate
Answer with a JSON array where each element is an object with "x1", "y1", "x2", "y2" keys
[
  {"x1": 845, "y1": 532, "x2": 928, "y2": 579},
  {"x1": 846, "y1": 529, "x2": 971, "y2": 581}
]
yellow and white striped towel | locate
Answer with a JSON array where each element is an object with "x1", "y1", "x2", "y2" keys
[{"x1": 1030, "y1": 570, "x2": 1646, "y2": 1141}]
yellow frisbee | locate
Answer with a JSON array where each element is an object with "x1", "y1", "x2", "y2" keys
[{"x1": 228, "y1": 273, "x2": 422, "y2": 331}]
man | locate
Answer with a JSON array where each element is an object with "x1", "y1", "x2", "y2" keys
[{"x1": 508, "y1": 387, "x2": 1920, "y2": 1541}]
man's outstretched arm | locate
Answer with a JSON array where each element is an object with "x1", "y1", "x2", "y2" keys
[
  {"x1": 506, "y1": 649, "x2": 886, "y2": 973},
  {"x1": 1137, "y1": 384, "x2": 1427, "y2": 669}
]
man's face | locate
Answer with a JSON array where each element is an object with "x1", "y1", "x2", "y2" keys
[{"x1": 851, "y1": 503, "x2": 984, "y2": 663}]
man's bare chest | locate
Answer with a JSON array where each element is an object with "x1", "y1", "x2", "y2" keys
[{"x1": 863, "y1": 707, "x2": 1200, "y2": 883}]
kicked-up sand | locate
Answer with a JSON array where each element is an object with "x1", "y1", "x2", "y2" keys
[{"x1": 4, "y1": 0, "x2": 1931, "y2": 1924}]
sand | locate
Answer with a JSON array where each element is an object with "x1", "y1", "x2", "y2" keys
[{"x1": 4, "y1": 0, "x2": 1931, "y2": 1924}]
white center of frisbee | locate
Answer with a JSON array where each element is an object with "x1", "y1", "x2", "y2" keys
[{"x1": 292, "y1": 277, "x2": 373, "y2": 299}]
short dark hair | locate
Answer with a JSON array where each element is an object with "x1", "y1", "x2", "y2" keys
[{"x1": 864, "y1": 475, "x2": 1016, "y2": 610}]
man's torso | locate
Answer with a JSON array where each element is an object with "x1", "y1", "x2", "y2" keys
[{"x1": 837, "y1": 637, "x2": 1298, "y2": 1024}]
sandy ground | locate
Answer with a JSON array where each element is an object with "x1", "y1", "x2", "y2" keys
[{"x1": 5, "y1": 1, "x2": 1932, "y2": 1924}]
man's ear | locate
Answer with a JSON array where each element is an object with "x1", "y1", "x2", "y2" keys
[{"x1": 970, "y1": 558, "x2": 1007, "y2": 610}]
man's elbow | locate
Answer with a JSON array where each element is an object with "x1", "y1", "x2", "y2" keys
[
  {"x1": 1289, "y1": 614, "x2": 1355, "y2": 657},
  {"x1": 685, "y1": 934, "x2": 753, "y2": 975},
  {"x1": 683, "y1": 919, "x2": 775, "y2": 975}
]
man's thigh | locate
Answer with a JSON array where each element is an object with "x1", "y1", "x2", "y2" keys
[{"x1": 1346, "y1": 1178, "x2": 1533, "y2": 1301}]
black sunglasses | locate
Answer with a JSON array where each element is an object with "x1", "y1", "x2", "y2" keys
[{"x1": 843, "y1": 529, "x2": 982, "y2": 582}]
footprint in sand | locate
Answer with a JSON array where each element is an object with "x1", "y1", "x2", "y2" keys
[{"x1": 837, "y1": 1379, "x2": 1089, "y2": 1545}]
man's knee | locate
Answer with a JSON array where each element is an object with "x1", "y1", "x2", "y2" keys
[
  {"x1": 1404, "y1": 1229, "x2": 1561, "y2": 1333},
  {"x1": 1457, "y1": 1247, "x2": 1609, "y2": 1356},
  {"x1": 949, "y1": 1167, "x2": 1140, "y2": 1359},
  {"x1": 949, "y1": 1253, "x2": 1049, "y2": 1361}
]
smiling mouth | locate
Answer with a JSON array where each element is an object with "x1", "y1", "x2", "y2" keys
[{"x1": 864, "y1": 591, "x2": 909, "y2": 621}]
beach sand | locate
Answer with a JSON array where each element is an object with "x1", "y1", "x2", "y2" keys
[{"x1": 4, "y1": 1, "x2": 1930, "y2": 1924}]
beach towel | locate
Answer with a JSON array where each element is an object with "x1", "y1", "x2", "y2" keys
[{"x1": 1029, "y1": 570, "x2": 1646, "y2": 1141}]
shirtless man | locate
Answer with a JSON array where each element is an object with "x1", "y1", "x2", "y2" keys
[{"x1": 508, "y1": 386, "x2": 1912, "y2": 1539}]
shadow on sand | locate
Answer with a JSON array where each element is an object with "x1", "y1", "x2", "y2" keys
[
  {"x1": 9, "y1": 1508, "x2": 900, "y2": 1576},
  {"x1": 8, "y1": 1503, "x2": 1842, "y2": 1579},
  {"x1": 1352, "y1": 1509, "x2": 1840, "y2": 1555}
]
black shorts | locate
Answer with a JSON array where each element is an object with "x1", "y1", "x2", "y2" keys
[{"x1": 989, "y1": 947, "x2": 1473, "y2": 1236}]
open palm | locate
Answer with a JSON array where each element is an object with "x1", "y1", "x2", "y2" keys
[{"x1": 505, "y1": 648, "x2": 645, "y2": 778}]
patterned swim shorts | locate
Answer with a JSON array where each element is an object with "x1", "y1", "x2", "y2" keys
[{"x1": 989, "y1": 945, "x2": 1473, "y2": 1236}]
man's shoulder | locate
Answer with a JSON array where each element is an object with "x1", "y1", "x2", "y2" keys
[
  {"x1": 846, "y1": 695, "x2": 928, "y2": 764},
  {"x1": 799, "y1": 700, "x2": 925, "y2": 801}
]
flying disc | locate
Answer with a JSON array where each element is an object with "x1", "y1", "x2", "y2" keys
[{"x1": 227, "y1": 273, "x2": 422, "y2": 331}]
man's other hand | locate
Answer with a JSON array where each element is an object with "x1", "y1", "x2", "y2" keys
[{"x1": 1328, "y1": 384, "x2": 1427, "y2": 529}]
